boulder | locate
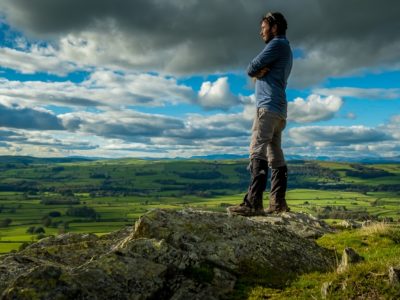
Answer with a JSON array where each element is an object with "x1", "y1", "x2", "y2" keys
[{"x1": 0, "y1": 209, "x2": 336, "y2": 299}]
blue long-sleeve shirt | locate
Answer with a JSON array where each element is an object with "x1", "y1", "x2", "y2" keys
[{"x1": 247, "y1": 36, "x2": 293, "y2": 118}]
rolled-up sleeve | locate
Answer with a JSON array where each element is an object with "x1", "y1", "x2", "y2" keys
[{"x1": 247, "y1": 40, "x2": 280, "y2": 77}]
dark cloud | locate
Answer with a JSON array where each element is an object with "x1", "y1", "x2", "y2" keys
[
  {"x1": 289, "y1": 126, "x2": 394, "y2": 146},
  {"x1": 166, "y1": 113, "x2": 251, "y2": 140},
  {"x1": 168, "y1": 126, "x2": 248, "y2": 140},
  {"x1": 57, "y1": 109, "x2": 253, "y2": 145},
  {"x1": 60, "y1": 111, "x2": 186, "y2": 141},
  {"x1": 0, "y1": 102, "x2": 64, "y2": 130},
  {"x1": 0, "y1": 129, "x2": 19, "y2": 140},
  {"x1": 2, "y1": 0, "x2": 399, "y2": 83},
  {"x1": 0, "y1": 91, "x2": 106, "y2": 108},
  {"x1": 0, "y1": 127, "x2": 98, "y2": 151},
  {"x1": 23, "y1": 139, "x2": 98, "y2": 150}
]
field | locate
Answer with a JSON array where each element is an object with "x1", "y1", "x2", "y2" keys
[{"x1": 0, "y1": 157, "x2": 399, "y2": 253}]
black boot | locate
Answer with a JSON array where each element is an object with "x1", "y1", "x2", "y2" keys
[
  {"x1": 227, "y1": 159, "x2": 268, "y2": 216},
  {"x1": 249, "y1": 158, "x2": 268, "y2": 209},
  {"x1": 266, "y1": 165, "x2": 290, "y2": 213}
]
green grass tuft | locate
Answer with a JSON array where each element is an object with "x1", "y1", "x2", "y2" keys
[{"x1": 240, "y1": 225, "x2": 400, "y2": 299}]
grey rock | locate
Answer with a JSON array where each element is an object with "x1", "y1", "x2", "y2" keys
[
  {"x1": 338, "y1": 219, "x2": 361, "y2": 229},
  {"x1": 0, "y1": 208, "x2": 336, "y2": 299},
  {"x1": 321, "y1": 281, "x2": 333, "y2": 299},
  {"x1": 361, "y1": 220, "x2": 375, "y2": 228},
  {"x1": 337, "y1": 247, "x2": 364, "y2": 273},
  {"x1": 388, "y1": 266, "x2": 400, "y2": 286},
  {"x1": 252, "y1": 211, "x2": 335, "y2": 239}
]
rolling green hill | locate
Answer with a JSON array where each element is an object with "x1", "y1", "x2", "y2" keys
[{"x1": 0, "y1": 157, "x2": 399, "y2": 253}]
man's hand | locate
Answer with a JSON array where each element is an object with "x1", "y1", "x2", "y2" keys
[{"x1": 252, "y1": 67, "x2": 270, "y2": 82}]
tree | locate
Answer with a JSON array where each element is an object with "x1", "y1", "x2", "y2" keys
[
  {"x1": 48, "y1": 211, "x2": 61, "y2": 217},
  {"x1": 42, "y1": 216, "x2": 52, "y2": 227},
  {"x1": 66, "y1": 206, "x2": 100, "y2": 220},
  {"x1": 0, "y1": 218, "x2": 12, "y2": 227},
  {"x1": 34, "y1": 227, "x2": 45, "y2": 234},
  {"x1": 36, "y1": 233, "x2": 46, "y2": 240},
  {"x1": 19, "y1": 242, "x2": 32, "y2": 251},
  {"x1": 26, "y1": 226, "x2": 36, "y2": 234}
]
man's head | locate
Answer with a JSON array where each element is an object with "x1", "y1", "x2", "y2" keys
[{"x1": 260, "y1": 12, "x2": 288, "y2": 43}]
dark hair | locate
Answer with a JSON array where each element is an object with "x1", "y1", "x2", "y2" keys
[{"x1": 262, "y1": 12, "x2": 288, "y2": 35}]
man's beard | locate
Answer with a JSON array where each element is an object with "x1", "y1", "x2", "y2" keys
[{"x1": 264, "y1": 29, "x2": 275, "y2": 44}]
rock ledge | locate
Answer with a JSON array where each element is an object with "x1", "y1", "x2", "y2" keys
[{"x1": 0, "y1": 209, "x2": 335, "y2": 299}]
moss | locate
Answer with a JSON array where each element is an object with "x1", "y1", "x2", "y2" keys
[
  {"x1": 240, "y1": 225, "x2": 400, "y2": 299},
  {"x1": 184, "y1": 263, "x2": 215, "y2": 283},
  {"x1": 3, "y1": 287, "x2": 41, "y2": 300},
  {"x1": 18, "y1": 241, "x2": 33, "y2": 251},
  {"x1": 226, "y1": 259, "x2": 298, "y2": 300}
]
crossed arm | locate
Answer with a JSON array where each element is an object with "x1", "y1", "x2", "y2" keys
[
  {"x1": 252, "y1": 66, "x2": 270, "y2": 80},
  {"x1": 248, "y1": 40, "x2": 280, "y2": 81}
]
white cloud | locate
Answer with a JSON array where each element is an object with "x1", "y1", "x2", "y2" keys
[
  {"x1": 0, "y1": 106, "x2": 252, "y2": 158},
  {"x1": 0, "y1": 104, "x2": 399, "y2": 159},
  {"x1": 197, "y1": 77, "x2": 241, "y2": 110},
  {"x1": 384, "y1": 115, "x2": 400, "y2": 140},
  {"x1": 390, "y1": 115, "x2": 400, "y2": 124},
  {"x1": 0, "y1": 129, "x2": 98, "y2": 156},
  {"x1": 345, "y1": 112, "x2": 357, "y2": 120},
  {"x1": 288, "y1": 94, "x2": 343, "y2": 123},
  {"x1": 282, "y1": 122, "x2": 400, "y2": 159},
  {"x1": 0, "y1": 71, "x2": 246, "y2": 111},
  {"x1": 0, "y1": 71, "x2": 195, "y2": 109},
  {"x1": 0, "y1": 46, "x2": 76, "y2": 75},
  {"x1": 313, "y1": 87, "x2": 400, "y2": 100}
]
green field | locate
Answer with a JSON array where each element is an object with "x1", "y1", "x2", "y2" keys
[{"x1": 0, "y1": 158, "x2": 399, "y2": 253}]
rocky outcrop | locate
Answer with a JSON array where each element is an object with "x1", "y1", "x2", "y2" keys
[
  {"x1": 253, "y1": 211, "x2": 335, "y2": 239},
  {"x1": 0, "y1": 209, "x2": 335, "y2": 299}
]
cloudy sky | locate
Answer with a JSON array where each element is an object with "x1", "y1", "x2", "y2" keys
[{"x1": 0, "y1": 0, "x2": 399, "y2": 159}]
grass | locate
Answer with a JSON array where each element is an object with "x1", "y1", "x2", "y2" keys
[
  {"x1": 241, "y1": 223, "x2": 400, "y2": 299},
  {"x1": 1, "y1": 188, "x2": 399, "y2": 254},
  {"x1": 0, "y1": 242, "x2": 22, "y2": 253}
]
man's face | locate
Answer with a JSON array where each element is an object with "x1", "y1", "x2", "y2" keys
[{"x1": 260, "y1": 21, "x2": 275, "y2": 43}]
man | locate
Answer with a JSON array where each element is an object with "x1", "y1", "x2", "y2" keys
[{"x1": 228, "y1": 12, "x2": 293, "y2": 216}]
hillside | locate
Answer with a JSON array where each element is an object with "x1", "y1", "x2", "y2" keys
[
  {"x1": 0, "y1": 157, "x2": 399, "y2": 195},
  {"x1": 0, "y1": 158, "x2": 399, "y2": 254}
]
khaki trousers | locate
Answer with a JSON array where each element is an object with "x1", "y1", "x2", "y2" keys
[{"x1": 249, "y1": 108, "x2": 286, "y2": 168}]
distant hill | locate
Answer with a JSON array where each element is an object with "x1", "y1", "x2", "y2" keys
[
  {"x1": 0, "y1": 155, "x2": 95, "y2": 165},
  {"x1": 188, "y1": 154, "x2": 248, "y2": 160},
  {"x1": 0, "y1": 154, "x2": 399, "y2": 164},
  {"x1": 187, "y1": 154, "x2": 400, "y2": 163}
]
